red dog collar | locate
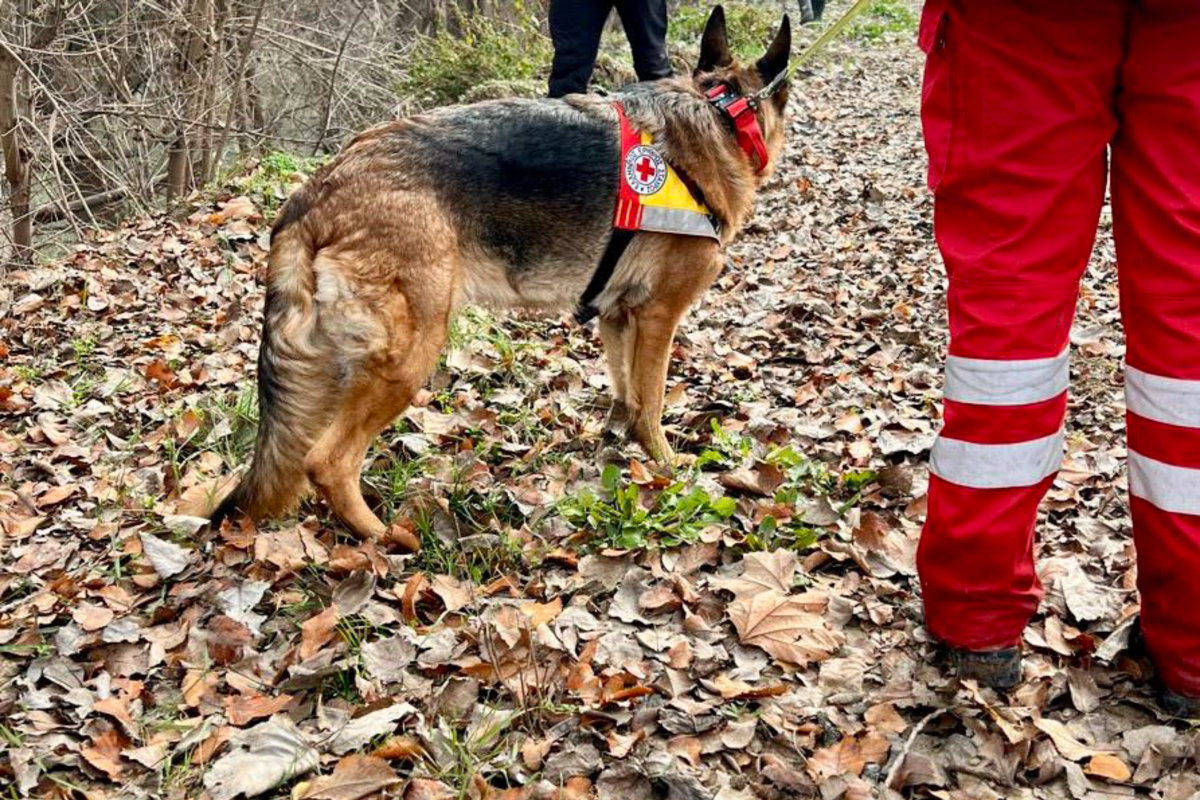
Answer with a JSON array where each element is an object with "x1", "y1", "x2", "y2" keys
[{"x1": 706, "y1": 84, "x2": 770, "y2": 174}]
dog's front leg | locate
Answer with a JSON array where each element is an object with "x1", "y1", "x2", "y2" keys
[
  {"x1": 626, "y1": 301, "x2": 680, "y2": 468},
  {"x1": 599, "y1": 311, "x2": 635, "y2": 439},
  {"x1": 623, "y1": 247, "x2": 724, "y2": 468}
]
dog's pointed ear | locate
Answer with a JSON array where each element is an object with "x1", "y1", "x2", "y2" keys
[
  {"x1": 696, "y1": 6, "x2": 733, "y2": 74},
  {"x1": 757, "y1": 15, "x2": 791, "y2": 86}
]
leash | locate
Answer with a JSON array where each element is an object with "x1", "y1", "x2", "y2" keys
[
  {"x1": 752, "y1": 0, "x2": 876, "y2": 104},
  {"x1": 795, "y1": 0, "x2": 876, "y2": 67}
]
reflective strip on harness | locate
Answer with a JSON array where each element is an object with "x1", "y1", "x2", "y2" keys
[{"x1": 641, "y1": 206, "x2": 720, "y2": 237}]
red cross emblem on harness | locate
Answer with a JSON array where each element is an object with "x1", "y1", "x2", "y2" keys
[
  {"x1": 635, "y1": 156, "x2": 657, "y2": 183},
  {"x1": 624, "y1": 144, "x2": 667, "y2": 195}
]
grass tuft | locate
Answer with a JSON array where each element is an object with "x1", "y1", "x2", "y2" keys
[
  {"x1": 227, "y1": 150, "x2": 326, "y2": 214},
  {"x1": 426, "y1": 707, "x2": 522, "y2": 798},
  {"x1": 850, "y1": 0, "x2": 919, "y2": 41}
]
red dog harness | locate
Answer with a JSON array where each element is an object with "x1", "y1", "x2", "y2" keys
[{"x1": 705, "y1": 84, "x2": 771, "y2": 174}]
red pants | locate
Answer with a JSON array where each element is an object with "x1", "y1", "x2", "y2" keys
[{"x1": 917, "y1": 0, "x2": 1200, "y2": 695}]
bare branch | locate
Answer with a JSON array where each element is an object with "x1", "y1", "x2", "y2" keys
[{"x1": 312, "y1": 2, "x2": 369, "y2": 156}]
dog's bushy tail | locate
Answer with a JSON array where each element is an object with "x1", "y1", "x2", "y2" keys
[{"x1": 211, "y1": 206, "x2": 338, "y2": 526}]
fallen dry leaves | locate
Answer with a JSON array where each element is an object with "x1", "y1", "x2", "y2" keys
[
  {"x1": 294, "y1": 754, "x2": 401, "y2": 800},
  {"x1": 807, "y1": 732, "x2": 890, "y2": 781},
  {"x1": 1085, "y1": 753, "x2": 1133, "y2": 783},
  {"x1": 728, "y1": 589, "x2": 843, "y2": 666},
  {"x1": 2, "y1": 11, "x2": 1199, "y2": 800},
  {"x1": 80, "y1": 728, "x2": 129, "y2": 779},
  {"x1": 299, "y1": 604, "x2": 340, "y2": 660}
]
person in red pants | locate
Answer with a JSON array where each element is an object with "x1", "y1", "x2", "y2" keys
[{"x1": 916, "y1": 0, "x2": 1200, "y2": 715}]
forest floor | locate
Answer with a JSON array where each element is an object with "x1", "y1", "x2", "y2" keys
[{"x1": 2, "y1": 6, "x2": 1198, "y2": 800}]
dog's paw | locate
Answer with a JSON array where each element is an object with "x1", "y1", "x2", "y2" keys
[
  {"x1": 380, "y1": 523, "x2": 421, "y2": 553},
  {"x1": 603, "y1": 402, "x2": 633, "y2": 440},
  {"x1": 648, "y1": 446, "x2": 678, "y2": 474}
]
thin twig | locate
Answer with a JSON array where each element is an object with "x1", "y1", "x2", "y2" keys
[
  {"x1": 312, "y1": 2, "x2": 368, "y2": 156},
  {"x1": 883, "y1": 708, "x2": 948, "y2": 792},
  {"x1": 211, "y1": 0, "x2": 268, "y2": 179},
  {"x1": 78, "y1": 108, "x2": 322, "y2": 146}
]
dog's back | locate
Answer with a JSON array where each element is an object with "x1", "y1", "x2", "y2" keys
[
  {"x1": 280, "y1": 98, "x2": 619, "y2": 309},
  {"x1": 414, "y1": 99, "x2": 618, "y2": 278}
]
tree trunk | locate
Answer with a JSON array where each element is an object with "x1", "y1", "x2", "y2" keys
[
  {"x1": 0, "y1": 51, "x2": 32, "y2": 264},
  {"x1": 166, "y1": 0, "x2": 214, "y2": 207},
  {"x1": 242, "y1": 58, "x2": 266, "y2": 140},
  {"x1": 196, "y1": 0, "x2": 230, "y2": 184},
  {"x1": 165, "y1": 133, "x2": 191, "y2": 207},
  {"x1": 212, "y1": 0, "x2": 267, "y2": 180}
]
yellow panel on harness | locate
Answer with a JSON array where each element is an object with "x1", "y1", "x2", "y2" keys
[{"x1": 613, "y1": 105, "x2": 719, "y2": 241}]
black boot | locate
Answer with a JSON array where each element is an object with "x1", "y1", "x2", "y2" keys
[
  {"x1": 1122, "y1": 616, "x2": 1200, "y2": 718},
  {"x1": 949, "y1": 647, "x2": 1022, "y2": 690},
  {"x1": 1159, "y1": 687, "x2": 1200, "y2": 718}
]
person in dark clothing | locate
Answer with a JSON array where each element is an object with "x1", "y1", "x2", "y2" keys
[{"x1": 548, "y1": 0, "x2": 673, "y2": 98}]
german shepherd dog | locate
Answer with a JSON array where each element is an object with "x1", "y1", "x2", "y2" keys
[{"x1": 212, "y1": 7, "x2": 793, "y2": 542}]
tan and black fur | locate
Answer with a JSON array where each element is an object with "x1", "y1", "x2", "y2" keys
[{"x1": 212, "y1": 7, "x2": 793, "y2": 541}]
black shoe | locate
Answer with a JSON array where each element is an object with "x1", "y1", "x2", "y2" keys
[
  {"x1": 1159, "y1": 686, "x2": 1200, "y2": 718},
  {"x1": 949, "y1": 647, "x2": 1022, "y2": 690},
  {"x1": 1121, "y1": 616, "x2": 1200, "y2": 717}
]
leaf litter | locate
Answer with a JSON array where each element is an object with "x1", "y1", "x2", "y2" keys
[{"x1": 2, "y1": 7, "x2": 1199, "y2": 800}]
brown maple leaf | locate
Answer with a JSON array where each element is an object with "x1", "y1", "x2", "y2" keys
[
  {"x1": 712, "y1": 549, "x2": 798, "y2": 597},
  {"x1": 727, "y1": 589, "x2": 842, "y2": 666}
]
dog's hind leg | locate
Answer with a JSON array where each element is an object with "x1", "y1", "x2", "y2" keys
[
  {"x1": 304, "y1": 276, "x2": 452, "y2": 540},
  {"x1": 599, "y1": 311, "x2": 636, "y2": 439},
  {"x1": 305, "y1": 384, "x2": 422, "y2": 540}
]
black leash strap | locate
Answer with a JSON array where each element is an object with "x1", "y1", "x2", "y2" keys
[{"x1": 574, "y1": 228, "x2": 634, "y2": 325}]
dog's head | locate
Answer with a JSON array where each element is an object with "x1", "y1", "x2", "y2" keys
[{"x1": 692, "y1": 6, "x2": 792, "y2": 178}]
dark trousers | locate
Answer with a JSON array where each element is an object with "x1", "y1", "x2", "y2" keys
[{"x1": 548, "y1": 0, "x2": 672, "y2": 98}]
